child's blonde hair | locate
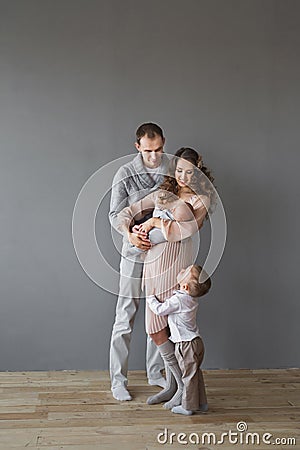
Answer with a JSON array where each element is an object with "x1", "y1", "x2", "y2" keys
[{"x1": 188, "y1": 265, "x2": 211, "y2": 297}]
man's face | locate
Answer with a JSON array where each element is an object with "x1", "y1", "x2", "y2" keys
[{"x1": 135, "y1": 134, "x2": 165, "y2": 169}]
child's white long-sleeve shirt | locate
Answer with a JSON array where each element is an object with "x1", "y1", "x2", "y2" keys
[{"x1": 146, "y1": 289, "x2": 201, "y2": 343}]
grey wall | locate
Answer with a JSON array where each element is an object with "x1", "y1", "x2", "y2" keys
[{"x1": 1, "y1": 0, "x2": 299, "y2": 371}]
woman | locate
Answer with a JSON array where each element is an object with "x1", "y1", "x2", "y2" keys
[{"x1": 117, "y1": 148, "x2": 215, "y2": 407}]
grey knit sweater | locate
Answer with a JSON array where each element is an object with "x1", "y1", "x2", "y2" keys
[{"x1": 109, "y1": 153, "x2": 169, "y2": 234}]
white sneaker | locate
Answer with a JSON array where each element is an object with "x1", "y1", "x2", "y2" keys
[
  {"x1": 148, "y1": 376, "x2": 166, "y2": 388},
  {"x1": 112, "y1": 386, "x2": 132, "y2": 401}
]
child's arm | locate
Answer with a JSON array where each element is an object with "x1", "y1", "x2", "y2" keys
[{"x1": 146, "y1": 294, "x2": 181, "y2": 316}]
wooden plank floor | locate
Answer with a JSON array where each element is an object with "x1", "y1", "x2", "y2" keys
[{"x1": 0, "y1": 369, "x2": 299, "y2": 449}]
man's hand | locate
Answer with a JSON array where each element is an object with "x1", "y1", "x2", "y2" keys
[
  {"x1": 127, "y1": 231, "x2": 151, "y2": 250},
  {"x1": 132, "y1": 224, "x2": 149, "y2": 239}
]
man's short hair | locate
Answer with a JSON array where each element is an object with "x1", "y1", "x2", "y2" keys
[{"x1": 135, "y1": 122, "x2": 164, "y2": 145}]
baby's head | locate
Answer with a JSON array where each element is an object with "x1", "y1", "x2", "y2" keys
[{"x1": 176, "y1": 264, "x2": 211, "y2": 297}]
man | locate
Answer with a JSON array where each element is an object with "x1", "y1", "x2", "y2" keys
[{"x1": 109, "y1": 123, "x2": 169, "y2": 401}]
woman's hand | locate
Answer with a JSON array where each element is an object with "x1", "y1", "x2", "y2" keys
[{"x1": 139, "y1": 217, "x2": 161, "y2": 233}]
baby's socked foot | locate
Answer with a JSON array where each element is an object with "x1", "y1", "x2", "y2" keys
[{"x1": 171, "y1": 405, "x2": 193, "y2": 416}]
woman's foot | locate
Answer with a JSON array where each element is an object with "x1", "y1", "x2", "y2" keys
[
  {"x1": 147, "y1": 382, "x2": 176, "y2": 404},
  {"x1": 148, "y1": 340, "x2": 183, "y2": 406},
  {"x1": 163, "y1": 388, "x2": 183, "y2": 409}
]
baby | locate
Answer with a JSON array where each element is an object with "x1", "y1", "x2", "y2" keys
[
  {"x1": 147, "y1": 264, "x2": 211, "y2": 415},
  {"x1": 126, "y1": 197, "x2": 195, "y2": 256}
]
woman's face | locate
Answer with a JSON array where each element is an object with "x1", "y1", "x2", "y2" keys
[{"x1": 175, "y1": 158, "x2": 195, "y2": 189}]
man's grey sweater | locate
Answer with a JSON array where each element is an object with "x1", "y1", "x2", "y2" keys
[{"x1": 109, "y1": 153, "x2": 169, "y2": 234}]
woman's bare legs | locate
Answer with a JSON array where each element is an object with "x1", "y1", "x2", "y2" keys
[
  {"x1": 147, "y1": 328, "x2": 183, "y2": 408},
  {"x1": 150, "y1": 328, "x2": 169, "y2": 346}
]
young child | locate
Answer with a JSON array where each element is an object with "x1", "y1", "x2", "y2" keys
[
  {"x1": 126, "y1": 196, "x2": 195, "y2": 256},
  {"x1": 146, "y1": 264, "x2": 211, "y2": 415}
]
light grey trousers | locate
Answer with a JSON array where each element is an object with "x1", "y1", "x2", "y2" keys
[{"x1": 109, "y1": 248, "x2": 164, "y2": 390}]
